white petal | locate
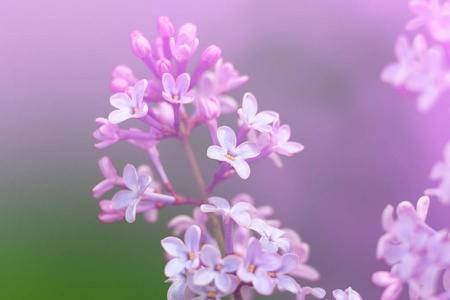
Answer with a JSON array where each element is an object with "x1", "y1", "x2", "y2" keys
[
  {"x1": 123, "y1": 164, "x2": 138, "y2": 190},
  {"x1": 108, "y1": 109, "x2": 132, "y2": 124},
  {"x1": 241, "y1": 92, "x2": 258, "y2": 121},
  {"x1": 207, "y1": 146, "x2": 226, "y2": 161},
  {"x1": 216, "y1": 126, "x2": 237, "y2": 152},
  {"x1": 208, "y1": 197, "x2": 230, "y2": 211},
  {"x1": 229, "y1": 159, "x2": 251, "y2": 179},
  {"x1": 110, "y1": 93, "x2": 131, "y2": 109}
]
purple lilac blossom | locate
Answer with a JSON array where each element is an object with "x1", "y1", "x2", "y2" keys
[
  {"x1": 162, "y1": 225, "x2": 202, "y2": 277},
  {"x1": 92, "y1": 156, "x2": 121, "y2": 198},
  {"x1": 237, "y1": 92, "x2": 278, "y2": 133},
  {"x1": 207, "y1": 126, "x2": 260, "y2": 179},
  {"x1": 188, "y1": 273, "x2": 237, "y2": 300},
  {"x1": 108, "y1": 79, "x2": 149, "y2": 124},
  {"x1": 162, "y1": 73, "x2": 194, "y2": 104},
  {"x1": 249, "y1": 218, "x2": 291, "y2": 252},
  {"x1": 332, "y1": 287, "x2": 362, "y2": 300},
  {"x1": 373, "y1": 196, "x2": 450, "y2": 299},
  {"x1": 200, "y1": 197, "x2": 257, "y2": 227},
  {"x1": 237, "y1": 237, "x2": 282, "y2": 295},
  {"x1": 193, "y1": 244, "x2": 241, "y2": 292}
]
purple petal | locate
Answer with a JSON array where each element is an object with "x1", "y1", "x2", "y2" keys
[
  {"x1": 276, "y1": 125, "x2": 291, "y2": 144},
  {"x1": 222, "y1": 255, "x2": 242, "y2": 272},
  {"x1": 289, "y1": 264, "x2": 320, "y2": 281},
  {"x1": 164, "y1": 258, "x2": 186, "y2": 277},
  {"x1": 260, "y1": 237, "x2": 279, "y2": 253},
  {"x1": 162, "y1": 73, "x2": 176, "y2": 94},
  {"x1": 234, "y1": 142, "x2": 260, "y2": 159},
  {"x1": 167, "y1": 277, "x2": 189, "y2": 300},
  {"x1": 231, "y1": 211, "x2": 251, "y2": 227},
  {"x1": 111, "y1": 190, "x2": 136, "y2": 209},
  {"x1": 123, "y1": 164, "x2": 138, "y2": 190},
  {"x1": 108, "y1": 109, "x2": 132, "y2": 124},
  {"x1": 252, "y1": 111, "x2": 278, "y2": 126},
  {"x1": 276, "y1": 238, "x2": 292, "y2": 252},
  {"x1": 215, "y1": 272, "x2": 232, "y2": 293},
  {"x1": 229, "y1": 159, "x2": 251, "y2": 179},
  {"x1": 246, "y1": 238, "x2": 262, "y2": 264},
  {"x1": 110, "y1": 93, "x2": 131, "y2": 110},
  {"x1": 138, "y1": 175, "x2": 152, "y2": 194},
  {"x1": 241, "y1": 92, "x2": 258, "y2": 121},
  {"x1": 276, "y1": 274, "x2": 299, "y2": 293},
  {"x1": 381, "y1": 205, "x2": 395, "y2": 232},
  {"x1": 251, "y1": 123, "x2": 273, "y2": 133},
  {"x1": 200, "y1": 244, "x2": 221, "y2": 267},
  {"x1": 132, "y1": 79, "x2": 148, "y2": 106},
  {"x1": 161, "y1": 236, "x2": 188, "y2": 257},
  {"x1": 180, "y1": 94, "x2": 194, "y2": 104},
  {"x1": 176, "y1": 73, "x2": 190, "y2": 95},
  {"x1": 253, "y1": 271, "x2": 275, "y2": 295},
  {"x1": 231, "y1": 202, "x2": 257, "y2": 213},
  {"x1": 394, "y1": 35, "x2": 409, "y2": 60},
  {"x1": 332, "y1": 289, "x2": 347, "y2": 300},
  {"x1": 208, "y1": 197, "x2": 231, "y2": 211},
  {"x1": 217, "y1": 126, "x2": 237, "y2": 152},
  {"x1": 258, "y1": 253, "x2": 282, "y2": 271},
  {"x1": 125, "y1": 201, "x2": 138, "y2": 223},
  {"x1": 184, "y1": 225, "x2": 201, "y2": 252},
  {"x1": 200, "y1": 204, "x2": 221, "y2": 214},
  {"x1": 98, "y1": 156, "x2": 117, "y2": 178},
  {"x1": 416, "y1": 196, "x2": 430, "y2": 222},
  {"x1": 249, "y1": 219, "x2": 268, "y2": 236},
  {"x1": 277, "y1": 254, "x2": 299, "y2": 274},
  {"x1": 237, "y1": 265, "x2": 253, "y2": 283},
  {"x1": 443, "y1": 269, "x2": 450, "y2": 291},
  {"x1": 193, "y1": 268, "x2": 215, "y2": 286},
  {"x1": 207, "y1": 146, "x2": 226, "y2": 161},
  {"x1": 281, "y1": 142, "x2": 304, "y2": 154}
]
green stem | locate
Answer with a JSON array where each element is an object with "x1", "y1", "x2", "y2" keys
[{"x1": 180, "y1": 124, "x2": 226, "y2": 256}]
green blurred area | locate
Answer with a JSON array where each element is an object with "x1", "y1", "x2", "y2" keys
[{"x1": 0, "y1": 185, "x2": 172, "y2": 299}]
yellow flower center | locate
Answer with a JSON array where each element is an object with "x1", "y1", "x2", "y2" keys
[
  {"x1": 189, "y1": 252, "x2": 195, "y2": 260},
  {"x1": 134, "y1": 107, "x2": 139, "y2": 114},
  {"x1": 173, "y1": 95, "x2": 179, "y2": 101},
  {"x1": 226, "y1": 154, "x2": 235, "y2": 161},
  {"x1": 268, "y1": 272, "x2": 275, "y2": 278},
  {"x1": 248, "y1": 264, "x2": 256, "y2": 273},
  {"x1": 215, "y1": 265, "x2": 222, "y2": 271},
  {"x1": 207, "y1": 292, "x2": 216, "y2": 298}
]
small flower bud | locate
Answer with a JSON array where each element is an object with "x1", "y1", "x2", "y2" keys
[
  {"x1": 199, "y1": 97, "x2": 221, "y2": 120},
  {"x1": 111, "y1": 65, "x2": 134, "y2": 80},
  {"x1": 111, "y1": 78, "x2": 129, "y2": 93},
  {"x1": 130, "y1": 31, "x2": 151, "y2": 58},
  {"x1": 201, "y1": 45, "x2": 222, "y2": 67},
  {"x1": 157, "y1": 15, "x2": 174, "y2": 38},
  {"x1": 156, "y1": 58, "x2": 173, "y2": 76}
]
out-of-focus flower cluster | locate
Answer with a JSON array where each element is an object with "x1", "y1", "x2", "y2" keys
[
  {"x1": 373, "y1": 196, "x2": 450, "y2": 299},
  {"x1": 381, "y1": 0, "x2": 450, "y2": 113}
]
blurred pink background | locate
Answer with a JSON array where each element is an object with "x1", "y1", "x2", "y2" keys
[{"x1": 2, "y1": 1, "x2": 450, "y2": 299}]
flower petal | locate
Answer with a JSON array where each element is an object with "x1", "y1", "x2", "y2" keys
[
  {"x1": 193, "y1": 267, "x2": 215, "y2": 286},
  {"x1": 253, "y1": 271, "x2": 275, "y2": 295},
  {"x1": 252, "y1": 111, "x2": 278, "y2": 126},
  {"x1": 208, "y1": 197, "x2": 231, "y2": 211},
  {"x1": 241, "y1": 92, "x2": 258, "y2": 121},
  {"x1": 162, "y1": 73, "x2": 176, "y2": 95},
  {"x1": 162, "y1": 237, "x2": 188, "y2": 257},
  {"x1": 276, "y1": 274, "x2": 299, "y2": 293},
  {"x1": 259, "y1": 253, "x2": 282, "y2": 271},
  {"x1": 176, "y1": 73, "x2": 190, "y2": 95},
  {"x1": 207, "y1": 146, "x2": 226, "y2": 161},
  {"x1": 217, "y1": 126, "x2": 237, "y2": 152},
  {"x1": 229, "y1": 159, "x2": 251, "y2": 179},
  {"x1": 164, "y1": 258, "x2": 186, "y2": 277},
  {"x1": 108, "y1": 109, "x2": 132, "y2": 124},
  {"x1": 111, "y1": 190, "x2": 136, "y2": 209},
  {"x1": 200, "y1": 204, "x2": 221, "y2": 214},
  {"x1": 200, "y1": 244, "x2": 221, "y2": 267},
  {"x1": 132, "y1": 79, "x2": 148, "y2": 106},
  {"x1": 123, "y1": 164, "x2": 138, "y2": 190},
  {"x1": 277, "y1": 254, "x2": 299, "y2": 274},
  {"x1": 184, "y1": 225, "x2": 201, "y2": 253},
  {"x1": 231, "y1": 211, "x2": 251, "y2": 227},
  {"x1": 215, "y1": 272, "x2": 232, "y2": 293},
  {"x1": 110, "y1": 93, "x2": 131, "y2": 110},
  {"x1": 125, "y1": 201, "x2": 138, "y2": 223},
  {"x1": 222, "y1": 255, "x2": 242, "y2": 272},
  {"x1": 234, "y1": 142, "x2": 260, "y2": 159}
]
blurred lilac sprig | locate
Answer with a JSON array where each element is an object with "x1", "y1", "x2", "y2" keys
[
  {"x1": 373, "y1": 196, "x2": 450, "y2": 300},
  {"x1": 382, "y1": 0, "x2": 450, "y2": 113},
  {"x1": 91, "y1": 15, "x2": 364, "y2": 299}
]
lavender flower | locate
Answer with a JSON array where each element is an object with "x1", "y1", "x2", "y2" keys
[
  {"x1": 108, "y1": 79, "x2": 149, "y2": 124},
  {"x1": 332, "y1": 287, "x2": 362, "y2": 300},
  {"x1": 188, "y1": 273, "x2": 237, "y2": 300},
  {"x1": 200, "y1": 197, "x2": 256, "y2": 227},
  {"x1": 237, "y1": 92, "x2": 278, "y2": 133},
  {"x1": 161, "y1": 225, "x2": 201, "y2": 277},
  {"x1": 271, "y1": 253, "x2": 300, "y2": 294},
  {"x1": 193, "y1": 244, "x2": 241, "y2": 292},
  {"x1": 249, "y1": 219, "x2": 291, "y2": 252},
  {"x1": 207, "y1": 126, "x2": 260, "y2": 179},
  {"x1": 237, "y1": 237, "x2": 282, "y2": 295},
  {"x1": 162, "y1": 73, "x2": 194, "y2": 104},
  {"x1": 111, "y1": 164, "x2": 175, "y2": 223},
  {"x1": 296, "y1": 286, "x2": 326, "y2": 300},
  {"x1": 271, "y1": 119, "x2": 305, "y2": 156}
]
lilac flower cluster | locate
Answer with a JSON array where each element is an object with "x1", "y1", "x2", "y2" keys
[
  {"x1": 373, "y1": 196, "x2": 450, "y2": 299},
  {"x1": 381, "y1": 0, "x2": 450, "y2": 113},
  {"x1": 92, "y1": 15, "x2": 362, "y2": 299}
]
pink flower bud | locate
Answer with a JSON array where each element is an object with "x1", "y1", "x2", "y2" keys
[
  {"x1": 111, "y1": 65, "x2": 134, "y2": 80},
  {"x1": 156, "y1": 58, "x2": 173, "y2": 77},
  {"x1": 157, "y1": 15, "x2": 174, "y2": 38},
  {"x1": 111, "y1": 78, "x2": 129, "y2": 93},
  {"x1": 130, "y1": 31, "x2": 151, "y2": 58},
  {"x1": 201, "y1": 45, "x2": 222, "y2": 67},
  {"x1": 199, "y1": 97, "x2": 221, "y2": 120}
]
